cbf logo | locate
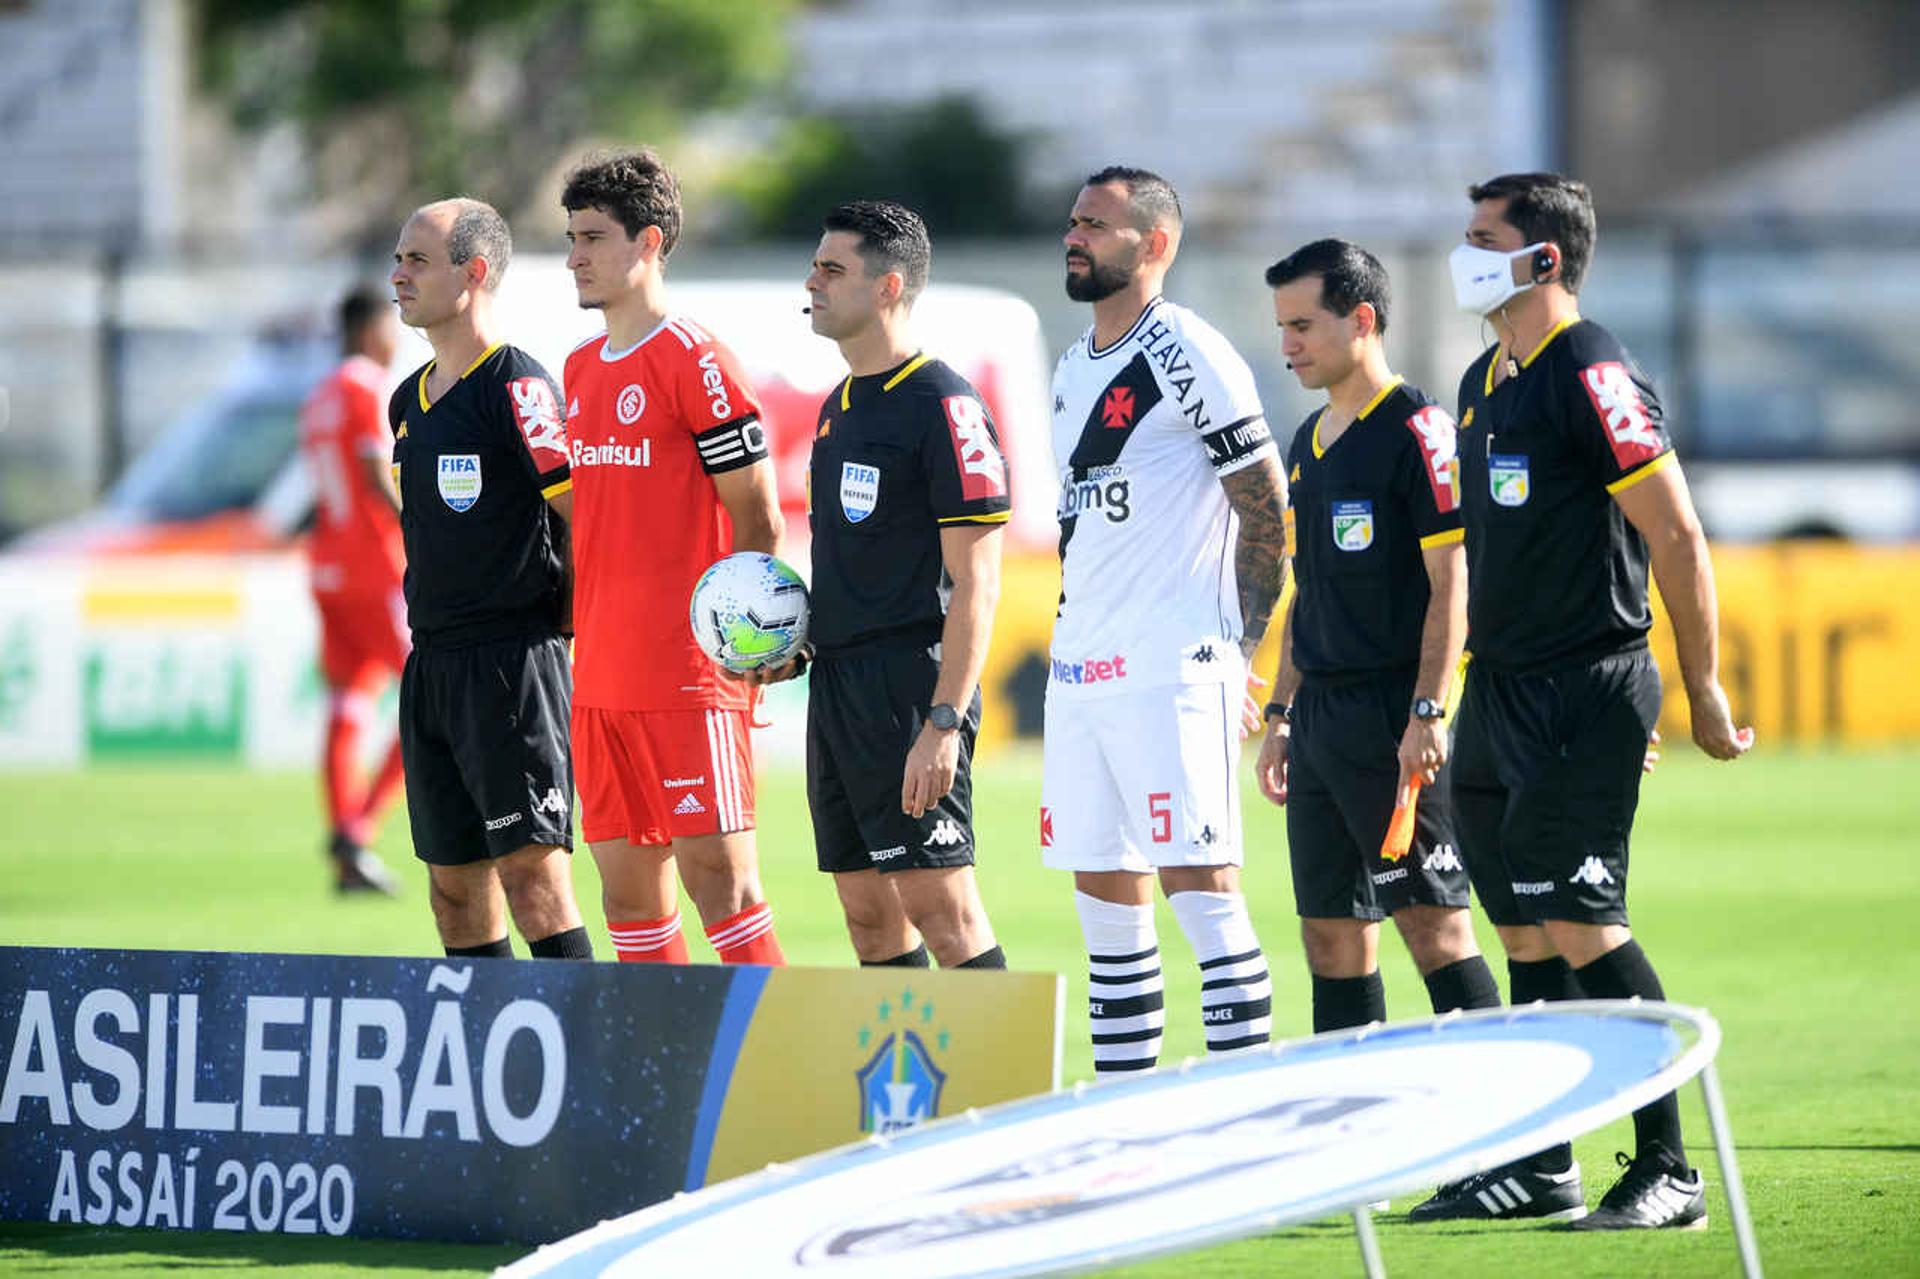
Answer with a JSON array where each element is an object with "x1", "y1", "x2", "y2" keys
[
  {"x1": 855, "y1": 988, "x2": 950, "y2": 1135},
  {"x1": 437, "y1": 454, "x2": 482, "y2": 512},
  {"x1": 1332, "y1": 499, "x2": 1374, "y2": 551},
  {"x1": 840, "y1": 462, "x2": 880, "y2": 524},
  {"x1": 1490, "y1": 453, "x2": 1530, "y2": 507}
]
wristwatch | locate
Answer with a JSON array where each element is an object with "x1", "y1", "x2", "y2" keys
[
  {"x1": 1263, "y1": 702, "x2": 1292, "y2": 724},
  {"x1": 1411, "y1": 697, "x2": 1446, "y2": 721},
  {"x1": 928, "y1": 702, "x2": 962, "y2": 732}
]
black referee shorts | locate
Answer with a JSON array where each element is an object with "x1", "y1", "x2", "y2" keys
[
  {"x1": 399, "y1": 632, "x2": 574, "y2": 866},
  {"x1": 1287, "y1": 669, "x2": 1470, "y2": 921},
  {"x1": 1450, "y1": 647, "x2": 1661, "y2": 927},
  {"x1": 807, "y1": 645, "x2": 980, "y2": 875}
]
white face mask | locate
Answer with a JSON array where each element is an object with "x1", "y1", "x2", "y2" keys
[{"x1": 1449, "y1": 241, "x2": 1547, "y2": 315}]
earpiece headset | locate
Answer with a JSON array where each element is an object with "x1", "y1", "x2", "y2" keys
[{"x1": 1532, "y1": 246, "x2": 1556, "y2": 282}]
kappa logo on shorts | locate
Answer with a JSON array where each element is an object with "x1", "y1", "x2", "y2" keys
[
  {"x1": 1490, "y1": 453, "x2": 1530, "y2": 507},
  {"x1": 485, "y1": 811, "x2": 523, "y2": 832},
  {"x1": 673, "y1": 792, "x2": 706, "y2": 815},
  {"x1": 840, "y1": 462, "x2": 880, "y2": 524},
  {"x1": 534, "y1": 786, "x2": 567, "y2": 816},
  {"x1": 869, "y1": 845, "x2": 908, "y2": 863},
  {"x1": 1332, "y1": 500, "x2": 1374, "y2": 551},
  {"x1": 437, "y1": 454, "x2": 482, "y2": 512},
  {"x1": 924, "y1": 819, "x2": 967, "y2": 848},
  {"x1": 1421, "y1": 844, "x2": 1463, "y2": 873},
  {"x1": 1513, "y1": 879, "x2": 1554, "y2": 896},
  {"x1": 1570, "y1": 856, "x2": 1615, "y2": 888}
]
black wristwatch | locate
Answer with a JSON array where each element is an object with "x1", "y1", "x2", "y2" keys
[
  {"x1": 1263, "y1": 702, "x2": 1292, "y2": 724},
  {"x1": 1411, "y1": 697, "x2": 1446, "y2": 721},
  {"x1": 928, "y1": 702, "x2": 962, "y2": 732}
]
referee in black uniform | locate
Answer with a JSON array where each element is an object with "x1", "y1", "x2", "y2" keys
[
  {"x1": 1414, "y1": 173, "x2": 1751, "y2": 1229},
  {"x1": 755, "y1": 200, "x2": 1008, "y2": 971},
  {"x1": 388, "y1": 197, "x2": 592, "y2": 961},
  {"x1": 1254, "y1": 240, "x2": 1502, "y2": 1037}
]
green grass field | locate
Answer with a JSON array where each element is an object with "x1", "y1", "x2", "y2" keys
[{"x1": 2, "y1": 746, "x2": 1917, "y2": 1276}]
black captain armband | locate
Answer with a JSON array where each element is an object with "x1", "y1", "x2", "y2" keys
[
  {"x1": 1201, "y1": 415, "x2": 1274, "y2": 472},
  {"x1": 695, "y1": 417, "x2": 771, "y2": 474}
]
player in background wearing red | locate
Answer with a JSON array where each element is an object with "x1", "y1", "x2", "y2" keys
[
  {"x1": 560, "y1": 150, "x2": 786, "y2": 966},
  {"x1": 299, "y1": 285, "x2": 406, "y2": 895}
]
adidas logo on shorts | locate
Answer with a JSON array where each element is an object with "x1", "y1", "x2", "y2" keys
[{"x1": 673, "y1": 793, "x2": 706, "y2": 816}]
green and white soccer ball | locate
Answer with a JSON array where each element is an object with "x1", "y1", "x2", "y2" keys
[{"x1": 689, "y1": 552, "x2": 811, "y2": 673}]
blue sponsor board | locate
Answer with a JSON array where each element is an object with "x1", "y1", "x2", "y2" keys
[{"x1": 0, "y1": 947, "x2": 764, "y2": 1244}]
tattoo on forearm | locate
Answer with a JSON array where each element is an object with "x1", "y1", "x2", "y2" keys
[{"x1": 1221, "y1": 458, "x2": 1290, "y2": 656}]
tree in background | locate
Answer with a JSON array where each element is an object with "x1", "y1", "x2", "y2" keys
[
  {"x1": 728, "y1": 96, "x2": 1042, "y2": 240},
  {"x1": 197, "y1": 0, "x2": 791, "y2": 249}
]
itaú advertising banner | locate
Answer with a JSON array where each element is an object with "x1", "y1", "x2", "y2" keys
[
  {"x1": 0, "y1": 948, "x2": 1061, "y2": 1245},
  {"x1": 501, "y1": 1004, "x2": 1720, "y2": 1278}
]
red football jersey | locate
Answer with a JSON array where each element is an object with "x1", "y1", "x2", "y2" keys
[
  {"x1": 300, "y1": 355, "x2": 403, "y2": 595},
  {"x1": 566, "y1": 316, "x2": 770, "y2": 711}
]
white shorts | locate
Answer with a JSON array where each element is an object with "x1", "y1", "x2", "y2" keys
[{"x1": 1041, "y1": 680, "x2": 1243, "y2": 872}]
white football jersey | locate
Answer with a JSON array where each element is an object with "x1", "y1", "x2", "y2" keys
[{"x1": 1048, "y1": 297, "x2": 1277, "y2": 697}]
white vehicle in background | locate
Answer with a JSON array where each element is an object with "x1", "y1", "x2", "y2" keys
[{"x1": 16, "y1": 265, "x2": 1057, "y2": 558}]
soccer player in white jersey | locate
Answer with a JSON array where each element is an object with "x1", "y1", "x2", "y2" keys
[{"x1": 1043, "y1": 166, "x2": 1291, "y2": 1073}]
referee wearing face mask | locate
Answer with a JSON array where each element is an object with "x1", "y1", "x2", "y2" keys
[{"x1": 1410, "y1": 172, "x2": 1753, "y2": 1231}]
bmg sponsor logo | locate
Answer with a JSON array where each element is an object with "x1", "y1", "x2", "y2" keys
[{"x1": 1057, "y1": 466, "x2": 1130, "y2": 524}]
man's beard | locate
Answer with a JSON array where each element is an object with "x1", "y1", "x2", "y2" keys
[{"x1": 1064, "y1": 253, "x2": 1133, "y2": 302}]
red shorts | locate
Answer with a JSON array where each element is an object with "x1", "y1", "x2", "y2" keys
[
  {"x1": 315, "y1": 589, "x2": 409, "y2": 692},
  {"x1": 573, "y1": 705, "x2": 756, "y2": 846}
]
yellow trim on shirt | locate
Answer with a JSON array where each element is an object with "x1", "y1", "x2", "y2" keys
[
  {"x1": 883, "y1": 353, "x2": 932, "y2": 391},
  {"x1": 1311, "y1": 375, "x2": 1405, "y2": 459},
  {"x1": 395, "y1": 423, "x2": 407, "y2": 440},
  {"x1": 541, "y1": 477, "x2": 573, "y2": 500},
  {"x1": 417, "y1": 343, "x2": 505, "y2": 411},
  {"x1": 937, "y1": 510, "x2": 1011, "y2": 525},
  {"x1": 1605, "y1": 449, "x2": 1675, "y2": 495},
  {"x1": 1484, "y1": 314, "x2": 1581, "y2": 397},
  {"x1": 1355, "y1": 375, "x2": 1406, "y2": 421},
  {"x1": 838, "y1": 352, "x2": 933, "y2": 412},
  {"x1": 1419, "y1": 527, "x2": 1466, "y2": 549}
]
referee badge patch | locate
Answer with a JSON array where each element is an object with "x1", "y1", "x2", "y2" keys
[
  {"x1": 1332, "y1": 499, "x2": 1374, "y2": 551},
  {"x1": 840, "y1": 461, "x2": 880, "y2": 524},
  {"x1": 1489, "y1": 454, "x2": 1530, "y2": 507},
  {"x1": 437, "y1": 453, "x2": 482, "y2": 512}
]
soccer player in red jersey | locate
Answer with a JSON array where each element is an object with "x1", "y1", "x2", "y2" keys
[
  {"x1": 299, "y1": 285, "x2": 406, "y2": 895},
  {"x1": 560, "y1": 150, "x2": 787, "y2": 966}
]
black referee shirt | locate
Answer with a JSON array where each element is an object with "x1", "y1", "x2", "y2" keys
[
  {"x1": 1455, "y1": 317, "x2": 1675, "y2": 671},
  {"x1": 807, "y1": 353, "x2": 1011, "y2": 653},
  {"x1": 389, "y1": 344, "x2": 572, "y2": 648},
  {"x1": 1285, "y1": 378, "x2": 1463, "y2": 677}
]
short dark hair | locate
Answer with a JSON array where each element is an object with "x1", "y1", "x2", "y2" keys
[
  {"x1": 1264, "y1": 238, "x2": 1391, "y2": 334},
  {"x1": 338, "y1": 284, "x2": 388, "y2": 349},
  {"x1": 561, "y1": 148, "x2": 683, "y2": 255},
  {"x1": 1467, "y1": 172, "x2": 1596, "y2": 293},
  {"x1": 1083, "y1": 165, "x2": 1183, "y2": 231},
  {"x1": 823, "y1": 200, "x2": 931, "y2": 302},
  {"x1": 442, "y1": 197, "x2": 512, "y2": 290}
]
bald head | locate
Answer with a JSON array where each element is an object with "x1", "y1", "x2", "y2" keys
[{"x1": 411, "y1": 197, "x2": 512, "y2": 291}]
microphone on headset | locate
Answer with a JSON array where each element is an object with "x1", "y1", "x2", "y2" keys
[{"x1": 801, "y1": 306, "x2": 812, "y2": 314}]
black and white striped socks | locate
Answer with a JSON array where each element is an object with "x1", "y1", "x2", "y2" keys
[
  {"x1": 1169, "y1": 890, "x2": 1272, "y2": 1055},
  {"x1": 1074, "y1": 891, "x2": 1165, "y2": 1074}
]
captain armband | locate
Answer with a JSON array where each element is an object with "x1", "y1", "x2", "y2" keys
[
  {"x1": 1202, "y1": 414, "x2": 1274, "y2": 474},
  {"x1": 694, "y1": 416, "x2": 771, "y2": 474}
]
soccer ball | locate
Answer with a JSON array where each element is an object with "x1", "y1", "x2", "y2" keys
[{"x1": 689, "y1": 552, "x2": 811, "y2": 673}]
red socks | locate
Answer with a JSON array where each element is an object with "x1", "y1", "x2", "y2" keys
[
  {"x1": 705, "y1": 902, "x2": 785, "y2": 966},
  {"x1": 607, "y1": 912, "x2": 690, "y2": 964}
]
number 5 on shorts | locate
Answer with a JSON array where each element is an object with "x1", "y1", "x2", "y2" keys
[{"x1": 1148, "y1": 791, "x2": 1172, "y2": 844}]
